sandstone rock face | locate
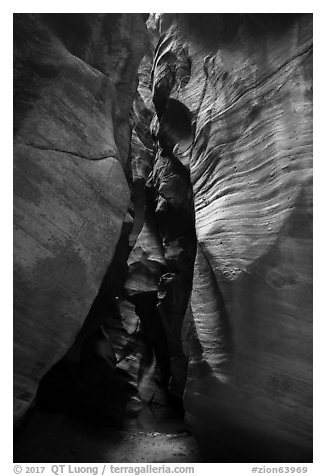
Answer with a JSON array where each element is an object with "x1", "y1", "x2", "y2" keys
[
  {"x1": 14, "y1": 13, "x2": 313, "y2": 462},
  {"x1": 13, "y1": 13, "x2": 147, "y2": 425},
  {"x1": 151, "y1": 14, "x2": 313, "y2": 461}
]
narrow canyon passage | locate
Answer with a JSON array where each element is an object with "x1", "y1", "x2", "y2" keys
[{"x1": 13, "y1": 13, "x2": 313, "y2": 463}]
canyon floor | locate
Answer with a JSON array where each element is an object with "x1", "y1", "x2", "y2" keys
[{"x1": 14, "y1": 404, "x2": 201, "y2": 463}]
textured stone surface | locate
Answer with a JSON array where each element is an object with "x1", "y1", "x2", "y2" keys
[
  {"x1": 151, "y1": 13, "x2": 313, "y2": 461},
  {"x1": 14, "y1": 13, "x2": 313, "y2": 462},
  {"x1": 13, "y1": 13, "x2": 147, "y2": 425},
  {"x1": 110, "y1": 16, "x2": 197, "y2": 405}
]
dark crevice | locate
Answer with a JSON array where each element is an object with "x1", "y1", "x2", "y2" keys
[{"x1": 157, "y1": 98, "x2": 193, "y2": 157}]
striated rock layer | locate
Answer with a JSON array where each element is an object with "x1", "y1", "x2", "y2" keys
[
  {"x1": 13, "y1": 13, "x2": 148, "y2": 425},
  {"x1": 151, "y1": 14, "x2": 313, "y2": 461}
]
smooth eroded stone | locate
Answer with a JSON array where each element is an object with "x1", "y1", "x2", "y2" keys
[
  {"x1": 14, "y1": 145, "x2": 130, "y2": 422},
  {"x1": 13, "y1": 13, "x2": 147, "y2": 425},
  {"x1": 153, "y1": 13, "x2": 312, "y2": 460}
]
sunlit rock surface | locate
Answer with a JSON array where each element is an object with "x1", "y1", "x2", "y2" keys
[
  {"x1": 13, "y1": 13, "x2": 148, "y2": 425},
  {"x1": 151, "y1": 13, "x2": 313, "y2": 461}
]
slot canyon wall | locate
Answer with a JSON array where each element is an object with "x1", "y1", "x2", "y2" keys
[
  {"x1": 150, "y1": 13, "x2": 312, "y2": 462},
  {"x1": 14, "y1": 13, "x2": 313, "y2": 462},
  {"x1": 13, "y1": 13, "x2": 149, "y2": 425}
]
